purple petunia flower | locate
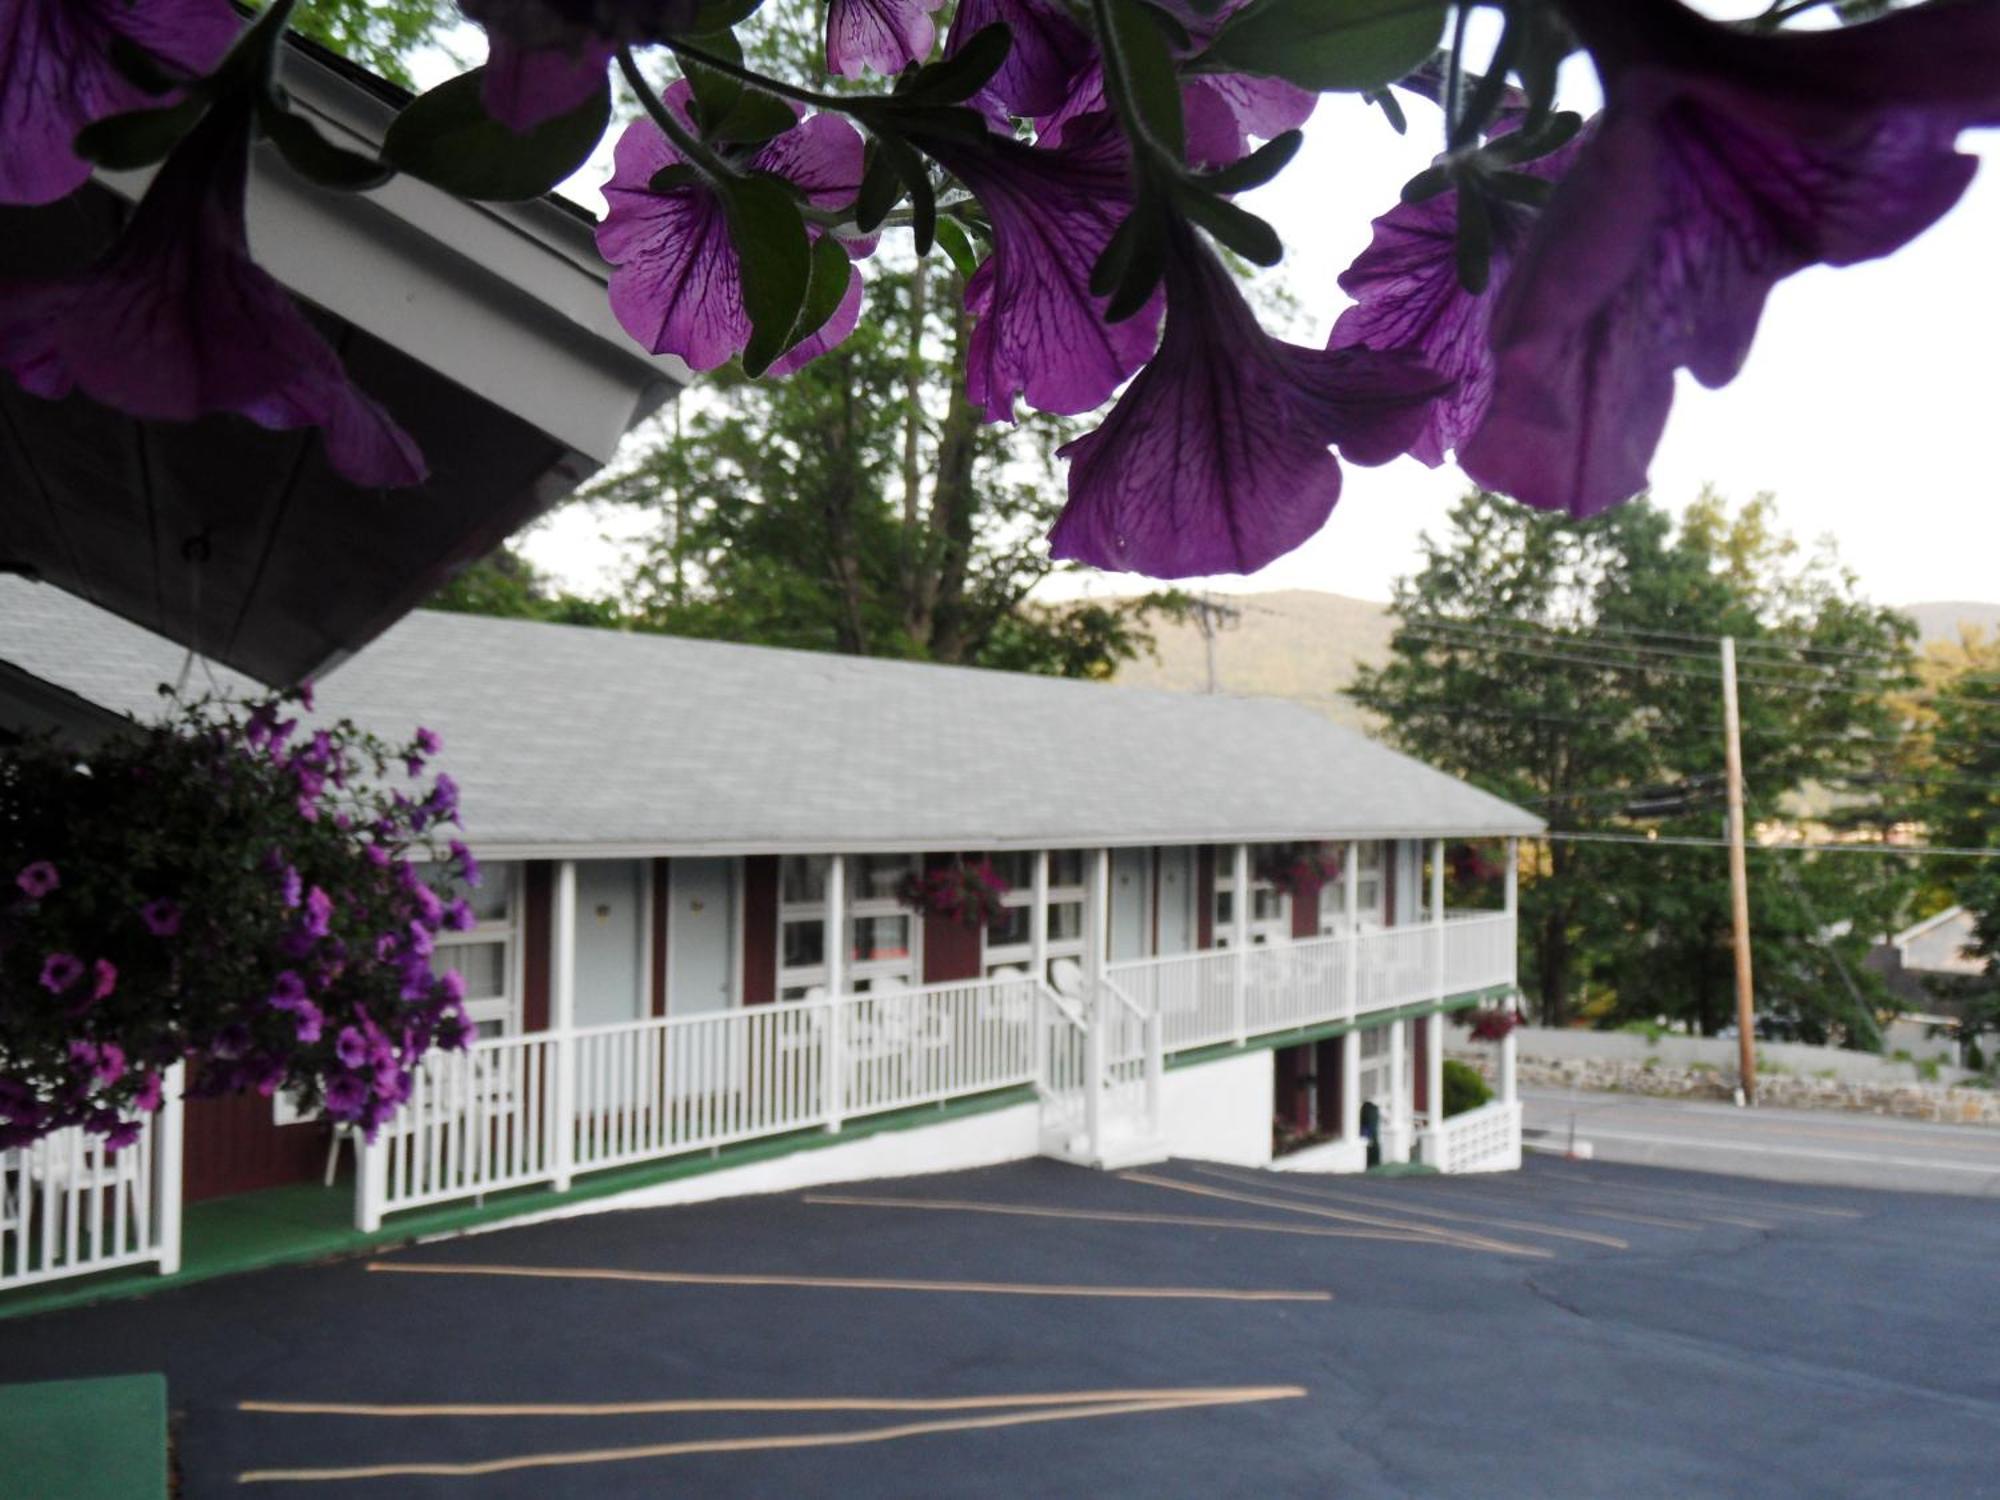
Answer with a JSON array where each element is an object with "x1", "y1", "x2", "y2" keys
[
  {"x1": 448, "y1": 839, "x2": 482, "y2": 889},
  {"x1": 443, "y1": 897, "x2": 476, "y2": 933},
  {"x1": 15, "y1": 860, "x2": 58, "y2": 900},
  {"x1": 140, "y1": 897, "x2": 182, "y2": 937},
  {"x1": 1330, "y1": 129, "x2": 1587, "y2": 468},
  {"x1": 0, "y1": 100, "x2": 426, "y2": 489},
  {"x1": 827, "y1": 0, "x2": 947, "y2": 78},
  {"x1": 597, "y1": 85, "x2": 866, "y2": 375},
  {"x1": 292, "y1": 1002, "x2": 324, "y2": 1045},
  {"x1": 211, "y1": 1023, "x2": 252, "y2": 1060},
  {"x1": 322, "y1": 1072, "x2": 368, "y2": 1121},
  {"x1": 39, "y1": 951, "x2": 83, "y2": 994},
  {"x1": 945, "y1": 0, "x2": 1091, "y2": 118},
  {"x1": 334, "y1": 1026, "x2": 369, "y2": 1070},
  {"x1": 462, "y1": 0, "x2": 700, "y2": 132},
  {"x1": 303, "y1": 886, "x2": 335, "y2": 939},
  {"x1": 917, "y1": 113, "x2": 1162, "y2": 423},
  {"x1": 1048, "y1": 228, "x2": 1447, "y2": 578},
  {"x1": 268, "y1": 970, "x2": 309, "y2": 1010},
  {"x1": 411, "y1": 883, "x2": 444, "y2": 929},
  {"x1": 132, "y1": 1071, "x2": 164, "y2": 1113},
  {"x1": 1460, "y1": 0, "x2": 2000, "y2": 517},
  {"x1": 0, "y1": 0, "x2": 240, "y2": 206},
  {"x1": 90, "y1": 959, "x2": 117, "y2": 1003},
  {"x1": 278, "y1": 865, "x2": 303, "y2": 909},
  {"x1": 100, "y1": 1120, "x2": 142, "y2": 1152}
]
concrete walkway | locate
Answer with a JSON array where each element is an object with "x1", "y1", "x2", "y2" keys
[{"x1": 1523, "y1": 1086, "x2": 2000, "y2": 1195}]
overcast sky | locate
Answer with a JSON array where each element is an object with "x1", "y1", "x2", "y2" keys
[{"x1": 519, "y1": 49, "x2": 2000, "y2": 612}]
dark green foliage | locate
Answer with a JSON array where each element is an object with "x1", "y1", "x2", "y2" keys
[
  {"x1": 427, "y1": 547, "x2": 625, "y2": 628},
  {"x1": 1353, "y1": 491, "x2": 1918, "y2": 1043},
  {"x1": 287, "y1": 1, "x2": 459, "y2": 90},
  {"x1": 1442, "y1": 1058, "x2": 1491, "y2": 1117}
]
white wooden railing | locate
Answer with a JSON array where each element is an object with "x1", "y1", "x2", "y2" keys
[
  {"x1": 1108, "y1": 911, "x2": 1515, "y2": 1056},
  {"x1": 1423, "y1": 1099, "x2": 1523, "y2": 1174},
  {"x1": 0, "y1": 1065, "x2": 183, "y2": 1292},
  {"x1": 359, "y1": 976, "x2": 1045, "y2": 1229}
]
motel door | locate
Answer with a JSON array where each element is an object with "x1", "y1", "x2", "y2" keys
[
  {"x1": 668, "y1": 858, "x2": 738, "y2": 1016},
  {"x1": 1156, "y1": 847, "x2": 1195, "y2": 955},
  {"x1": 1109, "y1": 847, "x2": 1153, "y2": 963},
  {"x1": 574, "y1": 859, "x2": 648, "y2": 1027}
]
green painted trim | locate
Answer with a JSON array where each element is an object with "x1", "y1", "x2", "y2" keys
[
  {"x1": 1366, "y1": 1161, "x2": 1440, "y2": 1178},
  {"x1": 1164, "y1": 985, "x2": 1512, "y2": 1071},
  {"x1": 0, "y1": 1085, "x2": 1037, "y2": 1323},
  {"x1": 0, "y1": 1374, "x2": 167, "y2": 1499}
]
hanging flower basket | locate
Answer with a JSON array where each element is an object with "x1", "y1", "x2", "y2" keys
[
  {"x1": 1448, "y1": 843, "x2": 1504, "y2": 885},
  {"x1": 1459, "y1": 1005, "x2": 1523, "y2": 1043},
  {"x1": 0, "y1": 686, "x2": 475, "y2": 1150},
  {"x1": 1256, "y1": 843, "x2": 1342, "y2": 900},
  {"x1": 897, "y1": 860, "x2": 1012, "y2": 930}
]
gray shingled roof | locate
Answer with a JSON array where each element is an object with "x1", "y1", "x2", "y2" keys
[{"x1": 0, "y1": 577, "x2": 1540, "y2": 855}]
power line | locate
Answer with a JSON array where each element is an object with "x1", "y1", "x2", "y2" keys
[
  {"x1": 1537, "y1": 831, "x2": 2000, "y2": 859},
  {"x1": 1406, "y1": 616, "x2": 1919, "y2": 677}
]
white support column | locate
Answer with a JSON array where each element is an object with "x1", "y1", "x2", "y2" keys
[
  {"x1": 1427, "y1": 839, "x2": 1446, "y2": 1154},
  {"x1": 1386, "y1": 1016, "x2": 1409, "y2": 1163},
  {"x1": 1030, "y1": 849, "x2": 1050, "y2": 1086},
  {"x1": 1500, "y1": 1026, "x2": 1519, "y2": 1106},
  {"x1": 1084, "y1": 848, "x2": 1110, "y2": 1158},
  {"x1": 154, "y1": 1061, "x2": 186, "y2": 1272},
  {"x1": 824, "y1": 854, "x2": 847, "y2": 1133},
  {"x1": 1340, "y1": 840, "x2": 1360, "y2": 1145},
  {"x1": 551, "y1": 858, "x2": 578, "y2": 1192},
  {"x1": 1231, "y1": 842, "x2": 1250, "y2": 1046}
]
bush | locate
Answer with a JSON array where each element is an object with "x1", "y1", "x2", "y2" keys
[{"x1": 1442, "y1": 1058, "x2": 1492, "y2": 1118}]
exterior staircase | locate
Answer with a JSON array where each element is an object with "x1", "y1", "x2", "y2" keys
[{"x1": 1036, "y1": 978, "x2": 1169, "y2": 1169}]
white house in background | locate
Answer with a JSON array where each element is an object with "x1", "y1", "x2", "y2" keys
[
  {"x1": 1872, "y1": 906, "x2": 1990, "y2": 1061},
  {"x1": 0, "y1": 582, "x2": 1540, "y2": 1290}
]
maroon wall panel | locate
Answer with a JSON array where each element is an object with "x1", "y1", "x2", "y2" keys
[
  {"x1": 1291, "y1": 871, "x2": 1320, "y2": 939},
  {"x1": 651, "y1": 857, "x2": 670, "y2": 1017},
  {"x1": 1196, "y1": 845, "x2": 1216, "y2": 949},
  {"x1": 922, "y1": 853, "x2": 983, "y2": 984},
  {"x1": 1384, "y1": 842, "x2": 1398, "y2": 927},
  {"x1": 183, "y1": 1094, "x2": 325, "y2": 1203},
  {"x1": 1413, "y1": 1013, "x2": 1429, "y2": 1113},
  {"x1": 743, "y1": 855, "x2": 778, "y2": 1006},
  {"x1": 1315, "y1": 1037, "x2": 1343, "y2": 1136},
  {"x1": 521, "y1": 860, "x2": 552, "y2": 1032}
]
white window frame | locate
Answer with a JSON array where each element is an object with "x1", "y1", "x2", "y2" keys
[
  {"x1": 777, "y1": 854, "x2": 923, "y2": 1001},
  {"x1": 982, "y1": 850, "x2": 1087, "y2": 980},
  {"x1": 1215, "y1": 845, "x2": 1291, "y2": 947},
  {"x1": 1319, "y1": 840, "x2": 1388, "y2": 935},
  {"x1": 434, "y1": 859, "x2": 524, "y2": 1038}
]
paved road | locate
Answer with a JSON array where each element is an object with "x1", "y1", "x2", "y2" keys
[
  {"x1": 1523, "y1": 1085, "x2": 2000, "y2": 1195},
  {"x1": 4, "y1": 1155, "x2": 1999, "y2": 1497}
]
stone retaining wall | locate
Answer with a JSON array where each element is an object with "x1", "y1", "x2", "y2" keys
[{"x1": 1448, "y1": 1048, "x2": 2000, "y2": 1127}]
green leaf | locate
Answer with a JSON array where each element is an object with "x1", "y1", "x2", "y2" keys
[
  {"x1": 382, "y1": 68, "x2": 611, "y2": 202},
  {"x1": 688, "y1": 0, "x2": 764, "y2": 33},
  {"x1": 725, "y1": 174, "x2": 813, "y2": 377},
  {"x1": 1102, "y1": 0, "x2": 1187, "y2": 158},
  {"x1": 1174, "y1": 184, "x2": 1283, "y2": 266},
  {"x1": 106, "y1": 37, "x2": 183, "y2": 97},
  {"x1": 786, "y1": 232, "x2": 854, "y2": 353},
  {"x1": 1486, "y1": 109, "x2": 1584, "y2": 167},
  {"x1": 1199, "y1": 128, "x2": 1301, "y2": 195},
  {"x1": 649, "y1": 162, "x2": 705, "y2": 192},
  {"x1": 74, "y1": 96, "x2": 209, "y2": 171},
  {"x1": 931, "y1": 215, "x2": 981, "y2": 280},
  {"x1": 855, "y1": 142, "x2": 906, "y2": 233},
  {"x1": 708, "y1": 90, "x2": 797, "y2": 146},
  {"x1": 898, "y1": 23, "x2": 1014, "y2": 103},
  {"x1": 1454, "y1": 184, "x2": 1492, "y2": 295},
  {"x1": 1196, "y1": 0, "x2": 1447, "y2": 93},
  {"x1": 1094, "y1": 198, "x2": 1169, "y2": 323},
  {"x1": 260, "y1": 106, "x2": 394, "y2": 191},
  {"x1": 861, "y1": 132, "x2": 936, "y2": 252},
  {"x1": 1365, "y1": 86, "x2": 1408, "y2": 134},
  {"x1": 680, "y1": 34, "x2": 746, "y2": 136},
  {"x1": 1487, "y1": 170, "x2": 1552, "y2": 209},
  {"x1": 1399, "y1": 163, "x2": 1453, "y2": 203}
]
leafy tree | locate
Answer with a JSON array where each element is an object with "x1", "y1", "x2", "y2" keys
[
  {"x1": 581, "y1": 263, "x2": 1188, "y2": 677},
  {"x1": 428, "y1": 545, "x2": 624, "y2": 628},
  {"x1": 1915, "y1": 632, "x2": 2000, "y2": 1061},
  {"x1": 288, "y1": 0, "x2": 461, "y2": 88},
  {"x1": 1353, "y1": 491, "x2": 1918, "y2": 1041}
]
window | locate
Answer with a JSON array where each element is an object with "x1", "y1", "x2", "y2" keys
[
  {"x1": 430, "y1": 859, "x2": 521, "y2": 1038},
  {"x1": 982, "y1": 850, "x2": 1087, "y2": 981},
  {"x1": 777, "y1": 854, "x2": 922, "y2": 1001},
  {"x1": 1214, "y1": 846, "x2": 1290, "y2": 947},
  {"x1": 1319, "y1": 841, "x2": 1388, "y2": 935}
]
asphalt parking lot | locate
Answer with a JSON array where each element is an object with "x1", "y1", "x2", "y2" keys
[{"x1": 2, "y1": 1155, "x2": 1997, "y2": 1498}]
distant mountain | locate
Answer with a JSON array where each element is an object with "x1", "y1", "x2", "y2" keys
[
  {"x1": 1113, "y1": 590, "x2": 1392, "y2": 729},
  {"x1": 1902, "y1": 601, "x2": 2000, "y2": 646},
  {"x1": 1112, "y1": 591, "x2": 2000, "y2": 726}
]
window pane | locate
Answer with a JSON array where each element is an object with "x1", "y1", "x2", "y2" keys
[
  {"x1": 782, "y1": 855, "x2": 828, "y2": 906},
  {"x1": 851, "y1": 915, "x2": 912, "y2": 962},
  {"x1": 1048, "y1": 850, "x2": 1085, "y2": 888},
  {"x1": 1253, "y1": 889, "x2": 1285, "y2": 923},
  {"x1": 989, "y1": 852, "x2": 1032, "y2": 890},
  {"x1": 1358, "y1": 842, "x2": 1382, "y2": 871},
  {"x1": 782, "y1": 919, "x2": 825, "y2": 970},
  {"x1": 781, "y1": 984, "x2": 815, "y2": 1003},
  {"x1": 853, "y1": 854, "x2": 915, "y2": 901},
  {"x1": 413, "y1": 860, "x2": 514, "y2": 924},
  {"x1": 1047, "y1": 902, "x2": 1083, "y2": 942},
  {"x1": 1215, "y1": 890, "x2": 1234, "y2": 927},
  {"x1": 438, "y1": 941, "x2": 506, "y2": 999},
  {"x1": 988, "y1": 905, "x2": 1029, "y2": 948}
]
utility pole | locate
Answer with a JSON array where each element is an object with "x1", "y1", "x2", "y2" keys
[
  {"x1": 1721, "y1": 637, "x2": 1757, "y2": 1103},
  {"x1": 1190, "y1": 593, "x2": 1241, "y2": 694}
]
